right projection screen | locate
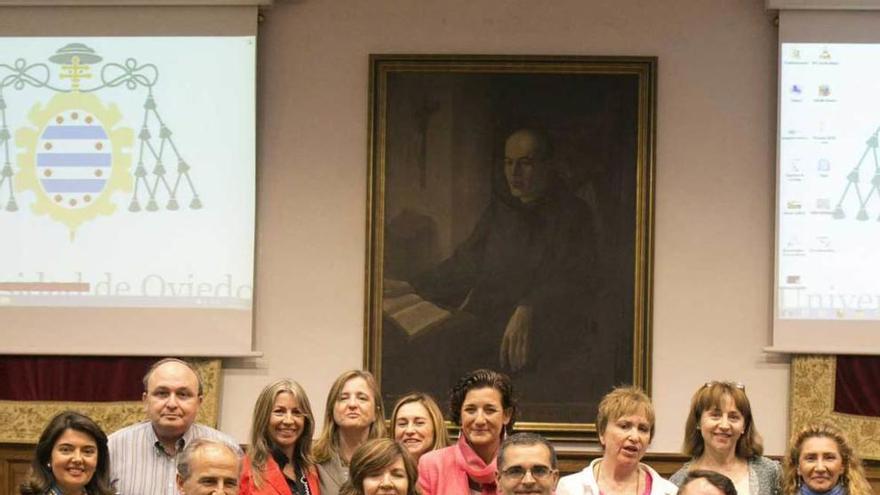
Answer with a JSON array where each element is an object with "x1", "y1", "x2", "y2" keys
[{"x1": 774, "y1": 9, "x2": 880, "y2": 354}]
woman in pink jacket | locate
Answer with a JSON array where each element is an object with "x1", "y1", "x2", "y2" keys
[{"x1": 418, "y1": 369, "x2": 516, "y2": 495}]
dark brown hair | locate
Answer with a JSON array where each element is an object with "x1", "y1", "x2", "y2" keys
[
  {"x1": 449, "y1": 369, "x2": 517, "y2": 436},
  {"x1": 20, "y1": 411, "x2": 114, "y2": 495},
  {"x1": 680, "y1": 470, "x2": 737, "y2": 495},
  {"x1": 497, "y1": 432, "x2": 558, "y2": 471}
]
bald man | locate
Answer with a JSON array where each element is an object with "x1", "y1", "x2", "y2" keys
[{"x1": 109, "y1": 358, "x2": 241, "y2": 495}]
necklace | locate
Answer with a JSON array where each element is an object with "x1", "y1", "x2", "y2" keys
[
  {"x1": 298, "y1": 470, "x2": 312, "y2": 495},
  {"x1": 595, "y1": 461, "x2": 641, "y2": 495}
]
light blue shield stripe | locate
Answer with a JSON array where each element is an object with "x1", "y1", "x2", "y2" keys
[
  {"x1": 41, "y1": 125, "x2": 108, "y2": 140},
  {"x1": 37, "y1": 153, "x2": 112, "y2": 167},
  {"x1": 40, "y1": 179, "x2": 106, "y2": 193}
]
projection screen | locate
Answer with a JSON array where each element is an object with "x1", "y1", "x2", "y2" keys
[
  {"x1": 772, "y1": 8, "x2": 880, "y2": 355},
  {"x1": 0, "y1": 6, "x2": 258, "y2": 356}
]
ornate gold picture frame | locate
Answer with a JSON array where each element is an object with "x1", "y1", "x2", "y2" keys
[{"x1": 365, "y1": 54, "x2": 657, "y2": 440}]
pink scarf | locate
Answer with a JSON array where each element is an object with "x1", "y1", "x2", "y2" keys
[{"x1": 453, "y1": 435, "x2": 498, "y2": 495}]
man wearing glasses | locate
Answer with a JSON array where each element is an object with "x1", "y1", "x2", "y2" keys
[{"x1": 496, "y1": 432, "x2": 560, "y2": 495}]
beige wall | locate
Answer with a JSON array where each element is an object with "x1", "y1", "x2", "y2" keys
[{"x1": 219, "y1": 0, "x2": 791, "y2": 455}]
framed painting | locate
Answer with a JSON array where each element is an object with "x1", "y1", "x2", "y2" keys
[{"x1": 365, "y1": 54, "x2": 657, "y2": 439}]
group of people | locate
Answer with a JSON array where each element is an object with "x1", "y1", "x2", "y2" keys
[{"x1": 19, "y1": 358, "x2": 874, "y2": 495}]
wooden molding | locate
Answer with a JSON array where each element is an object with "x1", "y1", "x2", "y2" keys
[
  {"x1": 767, "y1": 0, "x2": 880, "y2": 9},
  {"x1": 0, "y1": 0, "x2": 272, "y2": 6},
  {"x1": 0, "y1": 444, "x2": 32, "y2": 495}
]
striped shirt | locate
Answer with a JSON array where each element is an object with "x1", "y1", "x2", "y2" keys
[{"x1": 108, "y1": 421, "x2": 241, "y2": 495}]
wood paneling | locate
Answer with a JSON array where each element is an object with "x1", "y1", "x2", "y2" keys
[{"x1": 0, "y1": 444, "x2": 32, "y2": 495}]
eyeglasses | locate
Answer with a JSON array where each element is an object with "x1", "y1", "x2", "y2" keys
[
  {"x1": 500, "y1": 465, "x2": 555, "y2": 481},
  {"x1": 703, "y1": 381, "x2": 745, "y2": 390}
]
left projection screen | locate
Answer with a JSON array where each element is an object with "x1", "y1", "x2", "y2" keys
[{"x1": 0, "y1": 36, "x2": 256, "y2": 356}]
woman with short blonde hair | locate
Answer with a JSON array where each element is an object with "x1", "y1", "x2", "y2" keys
[{"x1": 557, "y1": 386, "x2": 677, "y2": 495}]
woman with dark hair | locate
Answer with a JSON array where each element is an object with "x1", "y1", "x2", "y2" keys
[
  {"x1": 390, "y1": 392, "x2": 448, "y2": 463},
  {"x1": 670, "y1": 381, "x2": 781, "y2": 495},
  {"x1": 20, "y1": 411, "x2": 114, "y2": 495},
  {"x1": 339, "y1": 438, "x2": 419, "y2": 495},
  {"x1": 782, "y1": 421, "x2": 872, "y2": 495},
  {"x1": 418, "y1": 369, "x2": 516, "y2": 495},
  {"x1": 314, "y1": 370, "x2": 387, "y2": 495},
  {"x1": 557, "y1": 386, "x2": 677, "y2": 495},
  {"x1": 240, "y1": 379, "x2": 320, "y2": 495}
]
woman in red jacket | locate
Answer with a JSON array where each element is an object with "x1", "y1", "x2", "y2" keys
[{"x1": 241, "y1": 379, "x2": 321, "y2": 495}]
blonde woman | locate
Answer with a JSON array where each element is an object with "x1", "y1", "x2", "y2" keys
[
  {"x1": 390, "y1": 392, "x2": 448, "y2": 463},
  {"x1": 240, "y1": 379, "x2": 320, "y2": 495},
  {"x1": 557, "y1": 386, "x2": 677, "y2": 495},
  {"x1": 782, "y1": 421, "x2": 872, "y2": 495},
  {"x1": 314, "y1": 370, "x2": 387, "y2": 495}
]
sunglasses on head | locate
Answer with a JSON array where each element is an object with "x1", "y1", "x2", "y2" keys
[{"x1": 703, "y1": 381, "x2": 745, "y2": 391}]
